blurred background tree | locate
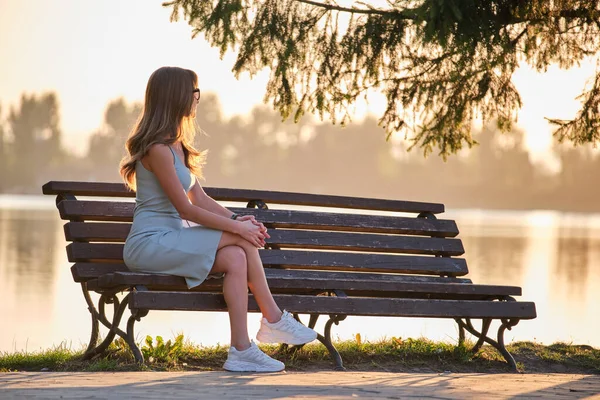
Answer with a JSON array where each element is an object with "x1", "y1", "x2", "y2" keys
[
  {"x1": 0, "y1": 104, "x2": 6, "y2": 191},
  {"x1": 87, "y1": 98, "x2": 142, "y2": 181},
  {"x1": 6, "y1": 93, "x2": 63, "y2": 190},
  {"x1": 0, "y1": 89, "x2": 598, "y2": 212}
]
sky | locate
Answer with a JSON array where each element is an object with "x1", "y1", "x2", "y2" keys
[{"x1": 0, "y1": 0, "x2": 597, "y2": 167}]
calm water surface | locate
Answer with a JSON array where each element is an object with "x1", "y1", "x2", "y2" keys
[{"x1": 2, "y1": 195, "x2": 600, "y2": 352}]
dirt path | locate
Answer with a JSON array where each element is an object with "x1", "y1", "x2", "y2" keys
[{"x1": 1, "y1": 371, "x2": 599, "y2": 399}]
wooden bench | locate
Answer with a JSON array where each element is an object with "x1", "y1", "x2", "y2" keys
[{"x1": 42, "y1": 180, "x2": 536, "y2": 371}]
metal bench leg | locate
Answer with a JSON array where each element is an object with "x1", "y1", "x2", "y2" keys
[
  {"x1": 455, "y1": 317, "x2": 521, "y2": 372},
  {"x1": 497, "y1": 318, "x2": 520, "y2": 371},
  {"x1": 126, "y1": 308, "x2": 149, "y2": 364},
  {"x1": 280, "y1": 309, "x2": 346, "y2": 371},
  {"x1": 458, "y1": 323, "x2": 466, "y2": 347},
  {"x1": 472, "y1": 318, "x2": 492, "y2": 353},
  {"x1": 80, "y1": 283, "x2": 100, "y2": 357},
  {"x1": 80, "y1": 283, "x2": 149, "y2": 363},
  {"x1": 81, "y1": 284, "x2": 129, "y2": 360},
  {"x1": 307, "y1": 313, "x2": 319, "y2": 329},
  {"x1": 456, "y1": 318, "x2": 492, "y2": 354},
  {"x1": 83, "y1": 292, "x2": 131, "y2": 360},
  {"x1": 317, "y1": 314, "x2": 347, "y2": 371}
]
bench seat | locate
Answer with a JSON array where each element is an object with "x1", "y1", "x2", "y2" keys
[
  {"x1": 130, "y1": 292, "x2": 535, "y2": 319},
  {"x1": 88, "y1": 270, "x2": 523, "y2": 301}
]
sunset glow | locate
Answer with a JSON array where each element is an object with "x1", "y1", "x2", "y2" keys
[{"x1": 0, "y1": 0, "x2": 595, "y2": 165}]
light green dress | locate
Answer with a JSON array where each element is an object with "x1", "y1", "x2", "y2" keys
[{"x1": 123, "y1": 146, "x2": 223, "y2": 288}]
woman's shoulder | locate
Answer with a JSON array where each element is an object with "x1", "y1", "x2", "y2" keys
[
  {"x1": 145, "y1": 144, "x2": 176, "y2": 162},
  {"x1": 147, "y1": 143, "x2": 172, "y2": 156},
  {"x1": 142, "y1": 144, "x2": 174, "y2": 171}
]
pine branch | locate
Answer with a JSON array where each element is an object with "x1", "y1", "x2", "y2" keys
[
  {"x1": 293, "y1": 0, "x2": 415, "y2": 18},
  {"x1": 293, "y1": 1, "x2": 600, "y2": 25},
  {"x1": 164, "y1": 0, "x2": 600, "y2": 156},
  {"x1": 549, "y1": 70, "x2": 600, "y2": 144}
]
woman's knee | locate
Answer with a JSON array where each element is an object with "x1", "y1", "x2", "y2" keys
[
  {"x1": 215, "y1": 245, "x2": 247, "y2": 274},
  {"x1": 236, "y1": 238, "x2": 259, "y2": 253},
  {"x1": 217, "y1": 232, "x2": 258, "y2": 255},
  {"x1": 217, "y1": 232, "x2": 239, "y2": 249}
]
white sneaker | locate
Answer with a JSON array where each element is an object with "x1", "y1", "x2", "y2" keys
[
  {"x1": 256, "y1": 310, "x2": 318, "y2": 345},
  {"x1": 223, "y1": 341, "x2": 285, "y2": 372}
]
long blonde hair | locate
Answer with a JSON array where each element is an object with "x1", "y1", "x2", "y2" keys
[{"x1": 120, "y1": 66, "x2": 206, "y2": 190}]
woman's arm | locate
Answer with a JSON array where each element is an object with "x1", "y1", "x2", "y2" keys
[
  {"x1": 188, "y1": 176, "x2": 270, "y2": 243},
  {"x1": 188, "y1": 180, "x2": 233, "y2": 218},
  {"x1": 144, "y1": 145, "x2": 265, "y2": 247}
]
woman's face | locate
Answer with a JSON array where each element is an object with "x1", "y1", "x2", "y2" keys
[{"x1": 191, "y1": 88, "x2": 200, "y2": 118}]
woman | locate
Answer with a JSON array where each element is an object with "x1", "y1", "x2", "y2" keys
[{"x1": 120, "y1": 66, "x2": 316, "y2": 372}]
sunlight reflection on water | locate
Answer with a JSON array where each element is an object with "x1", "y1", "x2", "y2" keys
[{"x1": 1, "y1": 195, "x2": 600, "y2": 352}]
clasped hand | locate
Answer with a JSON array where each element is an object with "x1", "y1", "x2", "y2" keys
[{"x1": 237, "y1": 215, "x2": 270, "y2": 248}]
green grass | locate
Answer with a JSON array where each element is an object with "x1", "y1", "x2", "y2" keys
[
  {"x1": 1, "y1": 335, "x2": 599, "y2": 374},
  {"x1": 506, "y1": 341, "x2": 600, "y2": 373}
]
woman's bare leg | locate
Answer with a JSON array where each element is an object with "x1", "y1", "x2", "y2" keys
[
  {"x1": 209, "y1": 245, "x2": 250, "y2": 350},
  {"x1": 236, "y1": 240, "x2": 282, "y2": 323},
  {"x1": 215, "y1": 232, "x2": 282, "y2": 323}
]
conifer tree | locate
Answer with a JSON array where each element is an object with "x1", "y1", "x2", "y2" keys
[{"x1": 164, "y1": 0, "x2": 600, "y2": 156}]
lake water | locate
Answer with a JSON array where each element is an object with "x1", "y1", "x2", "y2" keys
[{"x1": 2, "y1": 195, "x2": 600, "y2": 353}]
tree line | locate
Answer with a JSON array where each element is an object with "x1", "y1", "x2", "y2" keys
[{"x1": 0, "y1": 91, "x2": 598, "y2": 212}]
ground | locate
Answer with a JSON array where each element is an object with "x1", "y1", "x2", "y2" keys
[{"x1": 1, "y1": 371, "x2": 599, "y2": 399}]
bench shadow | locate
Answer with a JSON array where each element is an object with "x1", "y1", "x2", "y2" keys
[
  {"x1": 0, "y1": 371, "x2": 484, "y2": 399},
  {"x1": 4, "y1": 371, "x2": 600, "y2": 398},
  {"x1": 507, "y1": 374, "x2": 600, "y2": 399}
]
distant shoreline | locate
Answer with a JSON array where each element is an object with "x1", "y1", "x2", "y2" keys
[{"x1": 1, "y1": 193, "x2": 600, "y2": 218}]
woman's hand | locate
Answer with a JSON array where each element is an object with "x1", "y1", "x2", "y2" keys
[
  {"x1": 237, "y1": 215, "x2": 270, "y2": 241},
  {"x1": 237, "y1": 219, "x2": 268, "y2": 248}
]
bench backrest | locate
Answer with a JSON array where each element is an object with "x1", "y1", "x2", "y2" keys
[{"x1": 43, "y1": 181, "x2": 470, "y2": 285}]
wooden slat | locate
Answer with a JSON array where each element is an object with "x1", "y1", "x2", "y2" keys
[
  {"x1": 268, "y1": 230, "x2": 464, "y2": 255},
  {"x1": 261, "y1": 250, "x2": 468, "y2": 275},
  {"x1": 98, "y1": 271, "x2": 188, "y2": 288},
  {"x1": 67, "y1": 243, "x2": 123, "y2": 262},
  {"x1": 130, "y1": 292, "x2": 537, "y2": 319},
  {"x1": 71, "y1": 263, "x2": 129, "y2": 282},
  {"x1": 236, "y1": 209, "x2": 458, "y2": 236},
  {"x1": 72, "y1": 263, "x2": 471, "y2": 284},
  {"x1": 58, "y1": 201, "x2": 458, "y2": 236},
  {"x1": 64, "y1": 222, "x2": 130, "y2": 241},
  {"x1": 59, "y1": 201, "x2": 134, "y2": 222},
  {"x1": 66, "y1": 244, "x2": 469, "y2": 276},
  {"x1": 64, "y1": 223, "x2": 464, "y2": 256},
  {"x1": 43, "y1": 181, "x2": 444, "y2": 213},
  {"x1": 43, "y1": 181, "x2": 135, "y2": 198},
  {"x1": 100, "y1": 269, "x2": 519, "y2": 298}
]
